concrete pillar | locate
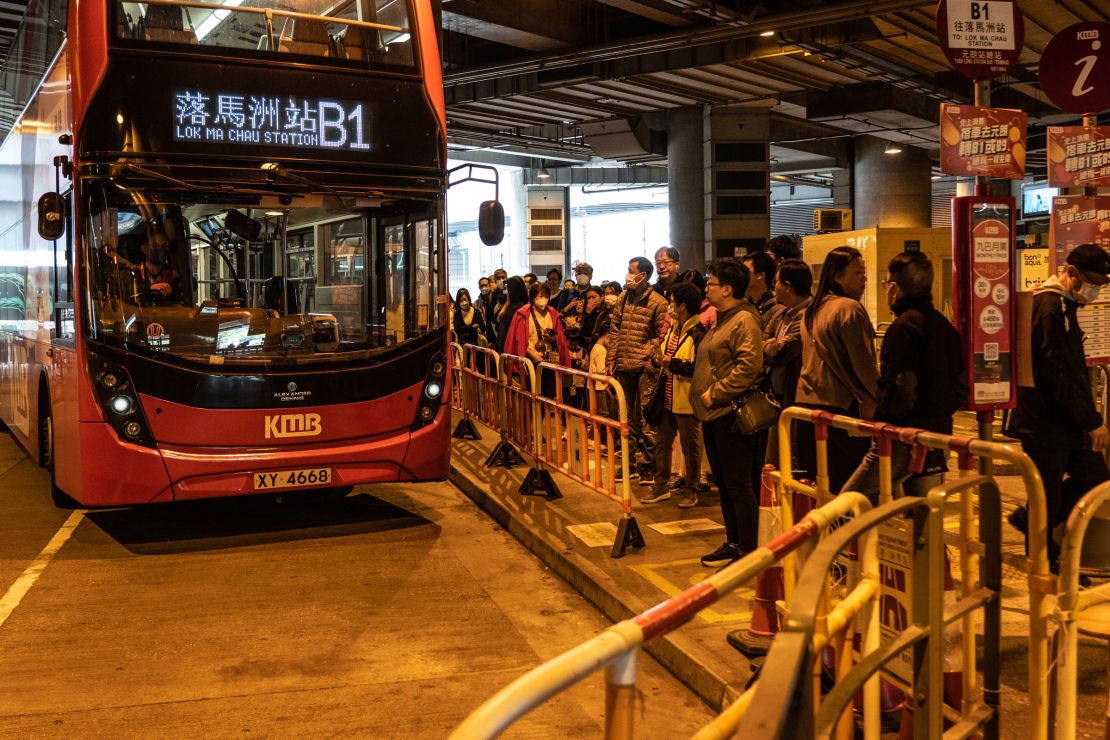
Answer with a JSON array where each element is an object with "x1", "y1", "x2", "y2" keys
[
  {"x1": 852, "y1": 135, "x2": 931, "y2": 228},
  {"x1": 703, "y1": 106, "x2": 771, "y2": 261},
  {"x1": 667, "y1": 106, "x2": 705, "y2": 272}
]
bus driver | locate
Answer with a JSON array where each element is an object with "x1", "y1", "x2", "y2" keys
[{"x1": 134, "y1": 229, "x2": 181, "y2": 301}]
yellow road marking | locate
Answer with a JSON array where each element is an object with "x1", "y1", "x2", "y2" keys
[
  {"x1": 630, "y1": 559, "x2": 754, "y2": 624},
  {"x1": 0, "y1": 510, "x2": 84, "y2": 629}
]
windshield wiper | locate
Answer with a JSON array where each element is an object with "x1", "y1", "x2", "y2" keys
[{"x1": 113, "y1": 163, "x2": 305, "y2": 200}]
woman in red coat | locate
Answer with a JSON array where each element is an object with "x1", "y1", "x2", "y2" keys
[{"x1": 505, "y1": 282, "x2": 570, "y2": 397}]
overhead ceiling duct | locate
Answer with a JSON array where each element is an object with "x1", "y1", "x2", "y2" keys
[{"x1": 579, "y1": 117, "x2": 666, "y2": 160}]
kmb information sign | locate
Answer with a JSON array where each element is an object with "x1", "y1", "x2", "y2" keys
[
  {"x1": 1039, "y1": 22, "x2": 1110, "y2": 115},
  {"x1": 953, "y1": 197, "x2": 1016, "y2": 410},
  {"x1": 939, "y1": 103, "x2": 1027, "y2": 179},
  {"x1": 936, "y1": 0, "x2": 1024, "y2": 80},
  {"x1": 1047, "y1": 126, "x2": 1110, "y2": 188}
]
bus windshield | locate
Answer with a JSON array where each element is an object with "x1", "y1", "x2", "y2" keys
[
  {"x1": 83, "y1": 180, "x2": 443, "y2": 366},
  {"x1": 114, "y1": 0, "x2": 414, "y2": 68}
]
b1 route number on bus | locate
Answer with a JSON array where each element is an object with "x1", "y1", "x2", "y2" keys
[
  {"x1": 174, "y1": 90, "x2": 371, "y2": 152},
  {"x1": 253, "y1": 467, "x2": 332, "y2": 490}
]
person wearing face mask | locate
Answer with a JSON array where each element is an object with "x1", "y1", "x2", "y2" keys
[
  {"x1": 491, "y1": 268, "x2": 509, "y2": 319},
  {"x1": 452, "y1": 288, "x2": 486, "y2": 347},
  {"x1": 839, "y1": 252, "x2": 967, "y2": 504},
  {"x1": 505, "y1": 281, "x2": 570, "y2": 397},
  {"x1": 474, "y1": 276, "x2": 497, "y2": 344},
  {"x1": 557, "y1": 262, "x2": 594, "y2": 314},
  {"x1": 601, "y1": 281, "x2": 622, "y2": 310},
  {"x1": 795, "y1": 246, "x2": 879, "y2": 493},
  {"x1": 1006, "y1": 243, "x2": 1110, "y2": 569},
  {"x1": 606, "y1": 256, "x2": 668, "y2": 483}
]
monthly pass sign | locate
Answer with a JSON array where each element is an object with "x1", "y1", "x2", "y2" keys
[{"x1": 173, "y1": 90, "x2": 372, "y2": 151}]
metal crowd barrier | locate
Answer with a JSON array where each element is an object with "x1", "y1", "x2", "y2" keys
[
  {"x1": 730, "y1": 476, "x2": 1002, "y2": 739},
  {"x1": 1055, "y1": 480, "x2": 1110, "y2": 739},
  {"x1": 531, "y1": 362, "x2": 641, "y2": 557},
  {"x1": 773, "y1": 407, "x2": 1050, "y2": 738},
  {"x1": 449, "y1": 492, "x2": 871, "y2": 740},
  {"x1": 449, "y1": 344, "x2": 642, "y2": 556}
]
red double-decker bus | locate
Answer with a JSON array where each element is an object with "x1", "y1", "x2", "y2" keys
[{"x1": 0, "y1": 0, "x2": 465, "y2": 506}]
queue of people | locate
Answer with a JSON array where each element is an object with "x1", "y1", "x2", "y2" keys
[{"x1": 449, "y1": 237, "x2": 1110, "y2": 577}]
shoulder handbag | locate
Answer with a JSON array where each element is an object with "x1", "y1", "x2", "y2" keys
[{"x1": 711, "y1": 365, "x2": 780, "y2": 435}]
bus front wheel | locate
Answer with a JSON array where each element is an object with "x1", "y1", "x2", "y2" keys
[{"x1": 38, "y1": 390, "x2": 77, "y2": 510}]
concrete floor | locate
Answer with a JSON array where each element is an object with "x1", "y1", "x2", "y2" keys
[
  {"x1": 0, "y1": 430, "x2": 713, "y2": 737},
  {"x1": 447, "y1": 410, "x2": 1110, "y2": 738}
]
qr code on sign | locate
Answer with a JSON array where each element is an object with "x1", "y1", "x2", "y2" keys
[{"x1": 984, "y1": 343, "x2": 999, "y2": 361}]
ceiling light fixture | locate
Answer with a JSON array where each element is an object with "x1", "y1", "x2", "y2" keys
[
  {"x1": 536, "y1": 160, "x2": 552, "y2": 180},
  {"x1": 884, "y1": 140, "x2": 903, "y2": 155},
  {"x1": 760, "y1": 30, "x2": 775, "y2": 37}
]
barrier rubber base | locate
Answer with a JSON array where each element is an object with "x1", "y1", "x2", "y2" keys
[
  {"x1": 485, "y1": 441, "x2": 525, "y2": 468},
  {"x1": 519, "y1": 467, "x2": 562, "y2": 500},
  {"x1": 611, "y1": 516, "x2": 646, "y2": 558},
  {"x1": 452, "y1": 416, "x2": 481, "y2": 440},
  {"x1": 726, "y1": 628, "x2": 773, "y2": 659}
]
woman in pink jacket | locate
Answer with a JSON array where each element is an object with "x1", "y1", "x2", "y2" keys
[{"x1": 505, "y1": 282, "x2": 570, "y2": 398}]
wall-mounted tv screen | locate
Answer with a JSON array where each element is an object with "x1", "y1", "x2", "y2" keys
[{"x1": 1023, "y1": 183, "x2": 1059, "y2": 219}]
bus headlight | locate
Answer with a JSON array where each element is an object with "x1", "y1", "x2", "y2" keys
[
  {"x1": 425, "y1": 381, "x2": 442, "y2": 399},
  {"x1": 419, "y1": 405, "x2": 435, "y2": 421},
  {"x1": 109, "y1": 395, "x2": 135, "y2": 415},
  {"x1": 100, "y1": 372, "x2": 122, "y2": 390},
  {"x1": 123, "y1": 421, "x2": 143, "y2": 438},
  {"x1": 431, "y1": 360, "x2": 446, "y2": 377}
]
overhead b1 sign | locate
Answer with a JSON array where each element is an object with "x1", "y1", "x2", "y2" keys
[{"x1": 936, "y1": 0, "x2": 1025, "y2": 80}]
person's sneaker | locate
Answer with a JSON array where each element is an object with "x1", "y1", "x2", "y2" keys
[
  {"x1": 701, "y1": 541, "x2": 742, "y2": 567},
  {"x1": 1007, "y1": 506, "x2": 1028, "y2": 535},
  {"x1": 695, "y1": 478, "x2": 710, "y2": 493},
  {"x1": 639, "y1": 489, "x2": 672, "y2": 504},
  {"x1": 614, "y1": 467, "x2": 638, "y2": 482},
  {"x1": 667, "y1": 475, "x2": 686, "y2": 491},
  {"x1": 638, "y1": 473, "x2": 655, "y2": 487},
  {"x1": 677, "y1": 492, "x2": 698, "y2": 509}
]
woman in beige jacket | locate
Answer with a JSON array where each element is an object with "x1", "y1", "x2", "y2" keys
[{"x1": 795, "y1": 246, "x2": 879, "y2": 493}]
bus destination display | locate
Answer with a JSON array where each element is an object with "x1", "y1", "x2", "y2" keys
[{"x1": 173, "y1": 90, "x2": 371, "y2": 151}]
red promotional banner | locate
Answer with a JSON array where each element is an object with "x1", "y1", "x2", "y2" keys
[
  {"x1": 1047, "y1": 126, "x2": 1110, "y2": 188},
  {"x1": 940, "y1": 104, "x2": 1027, "y2": 179},
  {"x1": 1050, "y1": 196, "x2": 1110, "y2": 364}
]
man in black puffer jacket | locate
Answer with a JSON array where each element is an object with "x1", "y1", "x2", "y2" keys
[
  {"x1": 842, "y1": 251, "x2": 968, "y2": 502},
  {"x1": 1006, "y1": 243, "x2": 1110, "y2": 564}
]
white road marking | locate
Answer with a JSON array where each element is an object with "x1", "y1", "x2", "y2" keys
[{"x1": 0, "y1": 510, "x2": 84, "y2": 629}]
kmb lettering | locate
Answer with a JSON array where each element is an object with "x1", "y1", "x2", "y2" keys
[{"x1": 265, "y1": 413, "x2": 322, "y2": 439}]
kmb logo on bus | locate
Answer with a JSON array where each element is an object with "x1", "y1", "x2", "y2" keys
[{"x1": 264, "y1": 413, "x2": 322, "y2": 439}]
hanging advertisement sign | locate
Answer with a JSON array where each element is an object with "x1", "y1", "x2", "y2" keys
[
  {"x1": 953, "y1": 197, "x2": 1016, "y2": 410},
  {"x1": 1046, "y1": 126, "x2": 1110, "y2": 188},
  {"x1": 1050, "y1": 196, "x2": 1110, "y2": 364},
  {"x1": 1039, "y1": 21, "x2": 1110, "y2": 114},
  {"x1": 935, "y1": 0, "x2": 1024, "y2": 80},
  {"x1": 939, "y1": 104, "x2": 1027, "y2": 179}
]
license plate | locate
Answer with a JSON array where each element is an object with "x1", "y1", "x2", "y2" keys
[{"x1": 253, "y1": 467, "x2": 333, "y2": 490}]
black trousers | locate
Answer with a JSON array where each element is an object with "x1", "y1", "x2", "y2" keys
[
  {"x1": 794, "y1": 402, "x2": 870, "y2": 494},
  {"x1": 614, "y1": 369, "x2": 656, "y2": 475},
  {"x1": 1022, "y1": 441, "x2": 1109, "y2": 549},
  {"x1": 702, "y1": 414, "x2": 758, "y2": 552}
]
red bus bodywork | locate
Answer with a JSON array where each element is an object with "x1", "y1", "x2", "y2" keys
[{"x1": 0, "y1": 0, "x2": 451, "y2": 506}]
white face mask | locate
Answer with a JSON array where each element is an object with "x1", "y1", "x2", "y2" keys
[
  {"x1": 534, "y1": 297, "x2": 549, "y2": 310},
  {"x1": 604, "y1": 294, "x2": 619, "y2": 307},
  {"x1": 496, "y1": 279, "x2": 506, "y2": 290},
  {"x1": 625, "y1": 272, "x2": 640, "y2": 289},
  {"x1": 1077, "y1": 282, "x2": 1102, "y2": 304},
  {"x1": 479, "y1": 286, "x2": 490, "y2": 296},
  {"x1": 576, "y1": 274, "x2": 590, "y2": 287}
]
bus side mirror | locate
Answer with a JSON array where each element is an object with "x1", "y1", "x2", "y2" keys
[
  {"x1": 37, "y1": 192, "x2": 65, "y2": 241},
  {"x1": 478, "y1": 200, "x2": 504, "y2": 246}
]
